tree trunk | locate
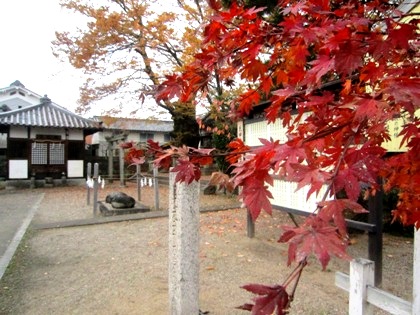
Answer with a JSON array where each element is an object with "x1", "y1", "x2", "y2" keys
[{"x1": 170, "y1": 103, "x2": 200, "y2": 148}]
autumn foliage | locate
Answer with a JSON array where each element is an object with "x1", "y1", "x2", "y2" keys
[{"x1": 141, "y1": 0, "x2": 418, "y2": 313}]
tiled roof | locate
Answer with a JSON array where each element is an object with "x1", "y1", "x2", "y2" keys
[
  {"x1": 0, "y1": 96, "x2": 100, "y2": 130},
  {"x1": 97, "y1": 116, "x2": 173, "y2": 132}
]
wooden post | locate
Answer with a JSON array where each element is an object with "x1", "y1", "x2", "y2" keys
[
  {"x1": 118, "y1": 146, "x2": 125, "y2": 187},
  {"x1": 247, "y1": 209, "x2": 255, "y2": 238},
  {"x1": 93, "y1": 163, "x2": 99, "y2": 216},
  {"x1": 153, "y1": 166, "x2": 159, "y2": 210},
  {"x1": 368, "y1": 181, "x2": 383, "y2": 286},
  {"x1": 168, "y1": 170, "x2": 200, "y2": 315},
  {"x1": 86, "y1": 162, "x2": 92, "y2": 205},
  {"x1": 413, "y1": 227, "x2": 420, "y2": 314},
  {"x1": 349, "y1": 258, "x2": 374, "y2": 315},
  {"x1": 136, "y1": 164, "x2": 141, "y2": 201},
  {"x1": 108, "y1": 144, "x2": 114, "y2": 184}
]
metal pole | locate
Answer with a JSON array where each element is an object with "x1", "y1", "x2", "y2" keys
[
  {"x1": 93, "y1": 163, "x2": 99, "y2": 216},
  {"x1": 154, "y1": 166, "x2": 159, "y2": 210},
  {"x1": 87, "y1": 162, "x2": 92, "y2": 206}
]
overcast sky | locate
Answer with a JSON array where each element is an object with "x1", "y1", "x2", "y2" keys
[
  {"x1": 0, "y1": 0, "x2": 171, "y2": 120},
  {"x1": 0, "y1": 1, "x2": 87, "y2": 113}
]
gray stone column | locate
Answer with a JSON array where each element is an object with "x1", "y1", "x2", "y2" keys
[{"x1": 168, "y1": 170, "x2": 200, "y2": 315}]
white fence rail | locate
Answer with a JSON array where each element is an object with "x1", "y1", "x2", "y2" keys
[{"x1": 336, "y1": 228, "x2": 420, "y2": 314}]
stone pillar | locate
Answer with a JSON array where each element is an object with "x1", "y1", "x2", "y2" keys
[{"x1": 168, "y1": 171, "x2": 200, "y2": 315}]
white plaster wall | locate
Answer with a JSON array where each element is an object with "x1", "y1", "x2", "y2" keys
[
  {"x1": 9, "y1": 160, "x2": 28, "y2": 179},
  {"x1": 269, "y1": 179, "x2": 331, "y2": 213},
  {"x1": 30, "y1": 127, "x2": 65, "y2": 139},
  {"x1": 153, "y1": 133, "x2": 166, "y2": 143},
  {"x1": 127, "y1": 132, "x2": 140, "y2": 142},
  {"x1": 91, "y1": 132, "x2": 102, "y2": 145},
  {"x1": 244, "y1": 112, "x2": 321, "y2": 214},
  {"x1": 9, "y1": 126, "x2": 28, "y2": 138},
  {"x1": 68, "y1": 129, "x2": 83, "y2": 141},
  {"x1": 67, "y1": 160, "x2": 84, "y2": 178}
]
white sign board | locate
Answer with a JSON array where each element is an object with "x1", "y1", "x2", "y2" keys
[
  {"x1": 67, "y1": 160, "x2": 84, "y2": 178},
  {"x1": 9, "y1": 160, "x2": 28, "y2": 179}
]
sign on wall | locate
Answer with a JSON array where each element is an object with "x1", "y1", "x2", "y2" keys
[
  {"x1": 9, "y1": 160, "x2": 28, "y2": 179},
  {"x1": 67, "y1": 160, "x2": 84, "y2": 178}
]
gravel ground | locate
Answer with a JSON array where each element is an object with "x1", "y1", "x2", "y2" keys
[{"x1": 0, "y1": 181, "x2": 414, "y2": 314}]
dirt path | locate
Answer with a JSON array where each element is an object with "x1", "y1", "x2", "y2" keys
[{"x1": 0, "y1": 184, "x2": 414, "y2": 314}]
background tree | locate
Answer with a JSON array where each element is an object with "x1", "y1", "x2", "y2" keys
[
  {"x1": 53, "y1": 0, "x2": 236, "y2": 147},
  {"x1": 154, "y1": 0, "x2": 419, "y2": 312}
]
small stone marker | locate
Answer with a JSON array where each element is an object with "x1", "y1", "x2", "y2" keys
[
  {"x1": 168, "y1": 170, "x2": 200, "y2": 315},
  {"x1": 99, "y1": 191, "x2": 150, "y2": 216}
]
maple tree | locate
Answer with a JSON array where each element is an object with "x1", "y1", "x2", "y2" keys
[
  {"x1": 53, "y1": 0, "x2": 236, "y2": 147},
  {"x1": 149, "y1": 0, "x2": 420, "y2": 313}
]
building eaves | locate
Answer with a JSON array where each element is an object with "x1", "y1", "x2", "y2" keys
[
  {"x1": 97, "y1": 116, "x2": 173, "y2": 133},
  {"x1": 0, "y1": 100, "x2": 100, "y2": 130}
]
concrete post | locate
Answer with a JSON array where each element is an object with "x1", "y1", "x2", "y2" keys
[{"x1": 168, "y1": 170, "x2": 200, "y2": 315}]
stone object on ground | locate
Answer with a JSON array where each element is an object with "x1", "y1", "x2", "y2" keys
[
  {"x1": 105, "y1": 192, "x2": 135, "y2": 209},
  {"x1": 98, "y1": 201, "x2": 150, "y2": 216},
  {"x1": 203, "y1": 185, "x2": 216, "y2": 195}
]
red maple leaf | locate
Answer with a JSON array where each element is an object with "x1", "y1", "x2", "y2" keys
[
  {"x1": 318, "y1": 199, "x2": 368, "y2": 235},
  {"x1": 171, "y1": 159, "x2": 201, "y2": 184},
  {"x1": 273, "y1": 140, "x2": 307, "y2": 175},
  {"x1": 303, "y1": 55, "x2": 335, "y2": 87},
  {"x1": 190, "y1": 147, "x2": 215, "y2": 166},
  {"x1": 209, "y1": 171, "x2": 235, "y2": 193},
  {"x1": 288, "y1": 164, "x2": 331, "y2": 199},
  {"x1": 287, "y1": 43, "x2": 309, "y2": 67},
  {"x1": 353, "y1": 98, "x2": 383, "y2": 123},
  {"x1": 388, "y1": 22, "x2": 416, "y2": 50},
  {"x1": 241, "y1": 59, "x2": 267, "y2": 82},
  {"x1": 227, "y1": 138, "x2": 250, "y2": 164},
  {"x1": 154, "y1": 74, "x2": 183, "y2": 102},
  {"x1": 119, "y1": 141, "x2": 134, "y2": 149},
  {"x1": 237, "y1": 90, "x2": 261, "y2": 117},
  {"x1": 240, "y1": 177, "x2": 273, "y2": 221},
  {"x1": 238, "y1": 284, "x2": 289, "y2": 315},
  {"x1": 154, "y1": 149, "x2": 175, "y2": 170},
  {"x1": 282, "y1": 2, "x2": 308, "y2": 16},
  {"x1": 334, "y1": 40, "x2": 366, "y2": 76},
  {"x1": 399, "y1": 120, "x2": 420, "y2": 148},
  {"x1": 265, "y1": 86, "x2": 296, "y2": 123},
  {"x1": 333, "y1": 168, "x2": 361, "y2": 201},
  {"x1": 207, "y1": 0, "x2": 222, "y2": 11},
  {"x1": 279, "y1": 216, "x2": 351, "y2": 270}
]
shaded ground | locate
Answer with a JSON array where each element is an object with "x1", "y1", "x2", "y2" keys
[{"x1": 0, "y1": 182, "x2": 414, "y2": 314}]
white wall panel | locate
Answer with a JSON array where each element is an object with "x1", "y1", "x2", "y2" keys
[
  {"x1": 67, "y1": 160, "x2": 84, "y2": 178},
  {"x1": 9, "y1": 160, "x2": 28, "y2": 179}
]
